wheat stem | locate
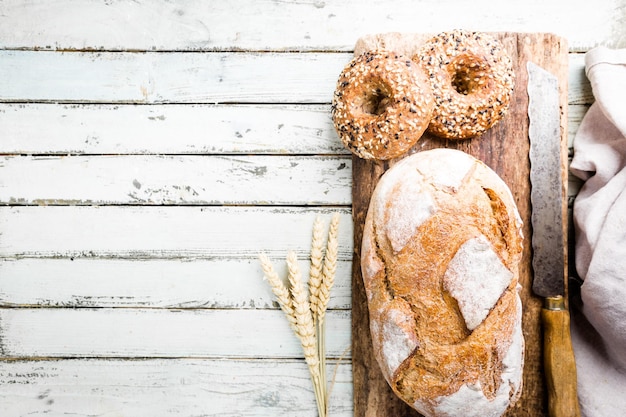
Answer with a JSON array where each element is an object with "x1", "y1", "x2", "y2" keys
[
  {"x1": 312, "y1": 373, "x2": 325, "y2": 417},
  {"x1": 316, "y1": 319, "x2": 328, "y2": 414}
]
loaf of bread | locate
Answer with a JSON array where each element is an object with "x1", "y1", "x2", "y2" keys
[{"x1": 361, "y1": 148, "x2": 524, "y2": 417}]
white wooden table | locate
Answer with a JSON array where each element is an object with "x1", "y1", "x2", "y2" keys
[{"x1": 0, "y1": 1, "x2": 623, "y2": 416}]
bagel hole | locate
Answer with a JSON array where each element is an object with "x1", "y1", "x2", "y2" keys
[
  {"x1": 361, "y1": 88, "x2": 392, "y2": 116},
  {"x1": 451, "y1": 57, "x2": 488, "y2": 95}
]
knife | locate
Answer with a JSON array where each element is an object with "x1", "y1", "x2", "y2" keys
[{"x1": 527, "y1": 61, "x2": 581, "y2": 417}]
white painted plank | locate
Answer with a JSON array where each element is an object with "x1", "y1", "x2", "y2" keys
[
  {"x1": 1, "y1": 99, "x2": 588, "y2": 156},
  {"x1": 0, "y1": 206, "x2": 353, "y2": 260},
  {"x1": 0, "y1": 358, "x2": 353, "y2": 416},
  {"x1": 568, "y1": 53, "x2": 593, "y2": 105},
  {"x1": 568, "y1": 104, "x2": 590, "y2": 150},
  {"x1": 0, "y1": 155, "x2": 352, "y2": 205},
  {"x1": 0, "y1": 0, "x2": 623, "y2": 52},
  {"x1": 0, "y1": 103, "x2": 346, "y2": 155},
  {"x1": 0, "y1": 258, "x2": 352, "y2": 309},
  {"x1": 0, "y1": 308, "x2": 351, "y2": 359},
  {"x1": 0, "y1": 50, "x2": 348, "y2": 103},
  {"x1": 0, "y1": 51, "x2": 594, "y2": 105},
  {"x1": 0, "y1": 99, "x2": 589, "y2": 159}
]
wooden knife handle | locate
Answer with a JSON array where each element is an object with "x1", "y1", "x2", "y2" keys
[{"x1": 542, "y1": 296, "x2": 581, "y2": 417}]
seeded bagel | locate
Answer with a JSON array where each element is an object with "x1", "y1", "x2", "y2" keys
[
  {"x1": 331, "y1": 50, "x2": 434, "y2": 160},
  {"x1": 416, "y1": 30, "x2": 515, "y2": 140}
]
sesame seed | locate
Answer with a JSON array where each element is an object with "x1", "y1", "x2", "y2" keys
[
  {"x1": 330, "y1": 49, "x2": 434, "y2": 160},
  {"x1": 418, "y1": 29, "x2": 514, "y2": 139}
]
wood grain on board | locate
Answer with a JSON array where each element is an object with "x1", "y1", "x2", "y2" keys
[{"x1": 351, "y1": 32, "x2": 568, "y2": 417}]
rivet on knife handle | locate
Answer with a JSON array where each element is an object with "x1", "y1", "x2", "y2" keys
[{"x1": 527, "y1": 62, "x2": 581, "y2": 417}]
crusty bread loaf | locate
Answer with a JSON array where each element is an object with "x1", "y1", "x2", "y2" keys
[{"x1": 361, "y1": 148, "x2": 524, "y2": 417}]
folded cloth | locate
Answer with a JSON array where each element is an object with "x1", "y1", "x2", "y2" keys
[{"x1": 570, "y1": 46, "x2": 626, "y2": 416}]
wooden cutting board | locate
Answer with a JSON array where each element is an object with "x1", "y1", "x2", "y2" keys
[{"x1": 351, "y1": 32, "x2": 568, "y2": 417}]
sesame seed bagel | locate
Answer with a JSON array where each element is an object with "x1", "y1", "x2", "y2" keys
[
  {"x1": 416, "y1": 30, "x2": 515, "y2": 140},
  {"x1": 331, "y1": 50, "x2": 434, "y2": 160}
]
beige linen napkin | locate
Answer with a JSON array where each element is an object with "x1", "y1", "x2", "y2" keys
[{"x1": 570, "y1": 46, "x2": 626, "y2": 416}]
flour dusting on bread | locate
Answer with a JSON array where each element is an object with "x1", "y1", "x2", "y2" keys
[
  {"x1": 414, "y1": 147, "x2": 475, "y2": 192},
  {"x1": 384, "y1": 185, "x2": 435, "y2": 253},
  {"x1": 360, "y1": 214, "x2": 384, "y2": 289},
  {"x1": 443, "y1": 235, "x2": 514, "y2": 330},
  {"x1": 380, "y1": 299, "x2": 420, "y2": 378}
]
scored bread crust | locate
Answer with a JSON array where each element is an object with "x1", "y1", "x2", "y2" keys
[{"x1": 361, "y1": 149, "x2": 524, "y2": 417}]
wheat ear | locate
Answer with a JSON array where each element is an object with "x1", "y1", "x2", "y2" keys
[
  {"x1": 318, "y1": 212, "x2": 339, "y2": 323},
  {"x1": 308, "y1": 216, "x2": 325, "y2": 323},
  {"x1": 286, "y1": 251, "x2": 319, "y2": 371},
  {"x1": 258, "y1": 253, "x2": 297, "y2": 331}
]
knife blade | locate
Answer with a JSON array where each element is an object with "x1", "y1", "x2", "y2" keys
[{"x1": 527, "y1": 61, "x2": 581, "y2": 417}]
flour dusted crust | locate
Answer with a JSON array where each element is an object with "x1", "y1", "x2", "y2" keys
[{"x1": 361, "y1": 148, "x2": 524, "y2": 417}]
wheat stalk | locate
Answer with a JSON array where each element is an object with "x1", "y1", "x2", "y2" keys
[
  {"x1": 317, "y1": 212, "x2": 339, "y2": 415},
  {"x1": 286, "y1": 250, "x2": 325, "y2": 416}
]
